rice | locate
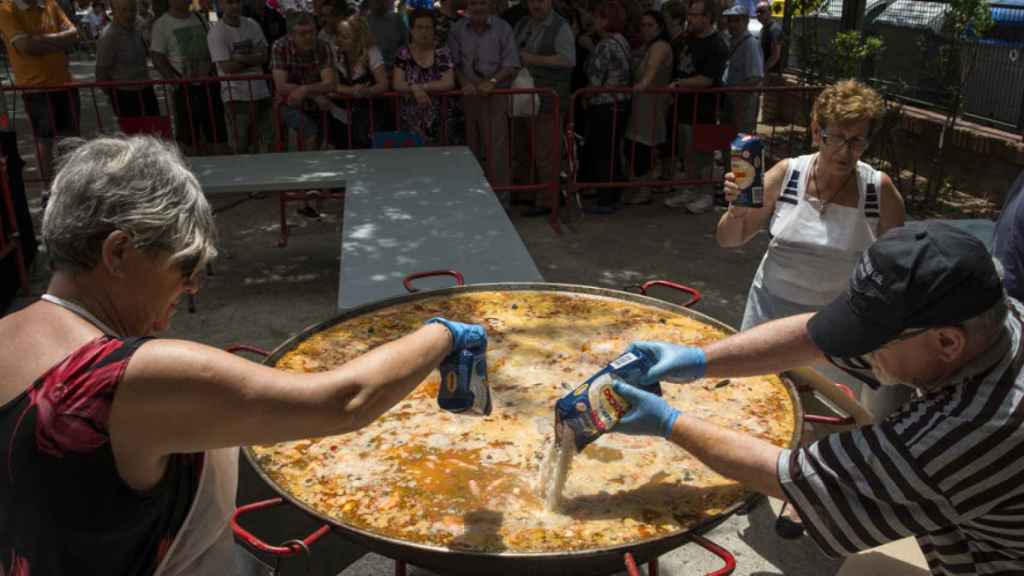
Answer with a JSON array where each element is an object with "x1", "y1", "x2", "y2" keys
[{"x1": 538, "y1": 423, "x2": 576, "y2": 511}]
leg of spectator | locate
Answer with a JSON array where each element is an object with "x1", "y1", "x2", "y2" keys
[
  {"x1": 209, "y1": 86, "x2": 231, "y2": 155},
  {"x1": 172, "y1": 86, "x2": 195, "y2": 155},
  {"x1": 227, "y1": 102, "x2": 250, "y2": 154},
  {"x1": 529, "y1": 112, "x2": 557, "y2": 212},
  {"x1": 463, "y1": 97, "x2": 483, "y2": 170},
  {"x1": 487, "y1": 94, "x2": 510, "y2": 209},
  {"x1": 256, "y1": 99, "x2": 274, "y2": 153},
  {"x1": 143, "y1": 86, "x2": 161, "y2": 117}
]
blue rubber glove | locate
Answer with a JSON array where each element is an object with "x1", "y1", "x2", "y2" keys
[
  {"x1": 426, "y1": 317, "x2": 487, "y2": 353},
  {"x1": 612, "y1": 379, "x2": 681, "y2": 438},
  {"x1": 626, "y1": 341, "x2": 706, "y2": 385}
]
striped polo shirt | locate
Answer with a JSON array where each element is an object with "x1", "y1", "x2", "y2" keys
[{"x1": 779, "y1": 299, "x2": 1024, "y2": 575}]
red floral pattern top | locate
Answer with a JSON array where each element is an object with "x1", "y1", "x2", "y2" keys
[{"x1": 0, "y1": 337, "x2": 202, "y2": 576}]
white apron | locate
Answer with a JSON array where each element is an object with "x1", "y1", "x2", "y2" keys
[
  {"x1": 739, "y1": 155, "x2": 912, "y2": 419},
  {"x1": 152, "y1": 447, "x2": 241, "y2": 576}
]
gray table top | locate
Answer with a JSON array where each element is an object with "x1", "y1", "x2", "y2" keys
[
  {"x1": 338, "y1": 146, "x2": 543, "y2": 309},
  {"x1": 190, "y1": 151, "x2": 351, "y2": 195}
]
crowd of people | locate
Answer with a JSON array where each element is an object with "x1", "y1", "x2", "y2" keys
[{"x1": 0, "y1": 0, "x2": 786, "y2": 214}]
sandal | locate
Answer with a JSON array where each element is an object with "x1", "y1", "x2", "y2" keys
[{"x1": 775, "y1": 500, "x2": 805, "y2": 540}]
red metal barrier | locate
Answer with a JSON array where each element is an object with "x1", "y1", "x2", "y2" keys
[
  {"x1": 0, "y1": 157, "x2": 28, "y2": 296},
  {"x1": 0, "y1": 78, "x2": 564, "y2": 237},
  {"x1": 567, "y1": 84, "x2": 824, "y2": 212}
]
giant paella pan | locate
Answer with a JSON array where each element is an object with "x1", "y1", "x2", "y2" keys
[{"x1": 236, "y1": 278, "x2": 809, "y2": 575}]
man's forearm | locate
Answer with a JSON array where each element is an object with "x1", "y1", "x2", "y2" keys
[
  {"x1": 531, "y1": 53, "x2": 570, "y2": 67},
  {"x1": 304, "y1": 80, "x2": 335, "y2": 96},
  {"x1": 493, "y1": 66, "x2": 518, "y2": 85},
  {"x1": 673, "y1": 75, "x2": 714, "y2": 88},
  {"x1": 43, "y1": 28, "x2": 78, "y2": 48},
  {"x1": 151, "y1": 53, "x2": 180, "y2": 79},
  {"x1": 17, "y1": 33, "x2": 73, "y2": 55},
  {"x1": 702, "y1": 313, "x2": 823, "y2": 378},
  {"x1": 237, "y1": 50, "x2": 267, "y2": 67},
  {"x1": 667, "y1": 413, "x2": 785, "y2": 499}
]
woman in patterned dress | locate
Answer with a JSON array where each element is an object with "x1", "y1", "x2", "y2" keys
[{"x1": 392, "y1": 8, "x2": 456, "y2": 143}]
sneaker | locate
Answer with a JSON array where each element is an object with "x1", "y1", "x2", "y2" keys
[
  {"x1": 297, "y1": 205, "x2": 320, "y2": 218},
  {"x1": 685, "y1": 194, "x2": 714, "y2": 214},
  {"x1": 623, "y1": 188, "x2": 652, "y2": 205},
  {"x1": 663, "y1": 188, "x2": 699, "y2": 208}
]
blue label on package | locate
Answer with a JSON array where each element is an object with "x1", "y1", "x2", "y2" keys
[{"x1": 438, "y1": 346, "x2": 492, "y2": 416}]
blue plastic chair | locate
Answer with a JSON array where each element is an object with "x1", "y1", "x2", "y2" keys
[{"x1": 371, "y1": 131, "x2": 425, "y2": 149}]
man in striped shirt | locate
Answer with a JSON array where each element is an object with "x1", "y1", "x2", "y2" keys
[{"x1": 612, "y1": 221, "x2": 1023, "y2": 575}]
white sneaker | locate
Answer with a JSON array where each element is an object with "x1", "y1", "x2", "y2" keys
[
  {"x1": 685, "y1": 194, "x2": 714, "y2": 214},
  {"x1": 664, "y1": 188, "x2": 699, "y2": 208},
  {"x1": 624, "y1": 187, "x2": 653, "y2": 205}
]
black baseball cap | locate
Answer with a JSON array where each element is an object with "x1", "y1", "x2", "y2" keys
[{"x1": 807, "y1": 221, "x2": 1003, "y2": 358}]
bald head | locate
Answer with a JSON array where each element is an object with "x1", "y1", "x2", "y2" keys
[
  {"x1": 755, "y1": 0, "x2": 771, "y2": 23},
  {"x1": 111, "y1": 0, "x2": 137, "y2": 28}
]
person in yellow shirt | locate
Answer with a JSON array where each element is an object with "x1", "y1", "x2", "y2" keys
[{"x1": 0, "y1": 0, "x2": 80, "y2": 184}]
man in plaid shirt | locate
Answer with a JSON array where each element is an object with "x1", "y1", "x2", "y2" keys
[{"x1": 272, "y1": 10, "x2": 336, "y2": 150}]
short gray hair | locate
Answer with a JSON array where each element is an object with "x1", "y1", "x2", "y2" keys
[
  {"x1": 962, "y1": 297, "x2": 1009, "y2": 345},
  {"x1": 42, "y1": 136, "x2": 217, "y2": 274}
]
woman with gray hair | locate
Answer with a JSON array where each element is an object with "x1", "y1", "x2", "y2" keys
[{"x1": 0, "y1": 136, "x2": 486, "y2": 575}]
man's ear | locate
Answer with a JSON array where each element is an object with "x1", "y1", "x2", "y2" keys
[
  {"x1": 100, "y1": 230, "x2": 132, "y2": 278},
  {"x1": 934, "y1": 326, "x2": 967, "y2": 363}
]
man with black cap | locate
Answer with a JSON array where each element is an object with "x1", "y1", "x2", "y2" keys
[{"x1": 607, "y1": 221, "x2": 1023, "y2": 574}]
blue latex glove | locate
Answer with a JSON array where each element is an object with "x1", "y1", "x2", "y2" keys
[
  {"x1": 625, "y1": 341, "x2": 706, "y2": 385},
  {"x1": 612, "y1": 380, "x2": 681, "y2": 438},
  {"x1": 426, "y1": 317, "x2": 487, "y2": 353}
]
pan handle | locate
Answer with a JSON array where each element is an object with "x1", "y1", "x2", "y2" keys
[
  {"x1": 797, "y1": 380, "x2": 857, "y2": 427},
  {"x1": 403, "y1": 269, "x2": 466, "y2": 293},
  {"x1": 624, "y1": 536, "x2": 734, "y2": 576},
  {"x1": 629, "y1": 280, "x2": 702, "y2": 308},
  {"x1": 693, "y1": 535, "x2": 737, "y2": 576},
  {"x1": 225, "y1": 344, "x2": 271, "y2": 357},
  {"x1": 232, "y1": 498, "x2": 331, "y2": 557}
]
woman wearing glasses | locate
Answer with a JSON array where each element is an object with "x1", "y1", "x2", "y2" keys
[
  {"x1": 0, "y1": 136, "x2": 486, "y2": 575},
  {"x1": 716, "y1": 80, "x2": 908, "y2": 429}
]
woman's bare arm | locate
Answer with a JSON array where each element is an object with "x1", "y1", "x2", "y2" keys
[{"x1": 109, "y1": 323, "x2": 453, "y2": 489}]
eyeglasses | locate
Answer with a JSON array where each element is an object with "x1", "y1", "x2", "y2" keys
[{"x1": 820, "y1": 129, "x2": 870, "y2": 152}]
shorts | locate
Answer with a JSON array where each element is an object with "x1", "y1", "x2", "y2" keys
[
  {"x1": 113, "y1": 87, "x2": 160, "y2": 118},
  {"x1": 23, "y1": 89, "x2": 80, "y2": 140},
  {"x1": 173, "y1": 84, "x2": 228, "y2": 144},
  {"x1": 279, "y1": 104, "x2": 322, "y2": 140}
]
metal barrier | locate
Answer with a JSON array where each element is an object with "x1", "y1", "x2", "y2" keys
[
  {"x1": 566, "y1": 84, "x2": 825, "y2": 211},
  {"x1": 277, "y1": 87, "x2": 563, "y2": 232},
  {"x1": 0, "y1": 78, "x2": 563, "y2": 234},
  {"x1": 0, "y1": 157, "x2": 27, "y2": 296}
]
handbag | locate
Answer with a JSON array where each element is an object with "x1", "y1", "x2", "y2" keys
[{"x1": 509, "y1": 68, "x2": 541, "y2": 118}]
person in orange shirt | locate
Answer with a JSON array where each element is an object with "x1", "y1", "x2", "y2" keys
[{"x1": 0, "y1": 0, "x2": 80, "y2": 184}]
